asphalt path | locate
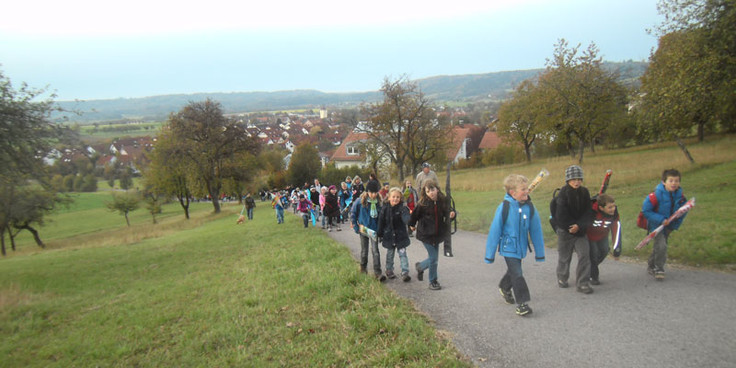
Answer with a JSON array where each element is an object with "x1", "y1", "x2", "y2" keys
[{"x1": 320, "y1": 220, "x2": 736, "y2": 368}]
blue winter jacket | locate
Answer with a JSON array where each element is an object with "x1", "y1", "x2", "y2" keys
[
  {"x1": 485, "y1": 193, "x2": 546, "y2": 263},
  {"x1": 642, "y1": 182, "x2": 687, "y2": 232},
  {"x1": 352, "y1": 199, "x2": 380, "y2": 234}
]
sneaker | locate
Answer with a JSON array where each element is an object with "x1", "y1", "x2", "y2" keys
[
  {"x1": 375, "y1": 273, "x2": 387, "y2": 282},
  {"x1": 515, "y1": 303, "x2": 532, "y2": 316},
  {"x1": 577, "y1": 285, "x2": 594, "y2": 294},
  {"x1": 558, "y1": 280, "x2": 569, "y2": 288},
  {"x1": 654, "y1": 270, "x2": 665, "y2": 281},
  {"x1": 499, "y1": 288, "x2": 515, "y2": 305},
  {"x1": 401, "y1": 272, "x2": 411, "y2": 282},
  {"x1": 328, "y1": 227, "x2": 333, "y2": 232},
  {"x1": 429, "y1": 281, "x2": 441, "y2": 290},
  {"x1": 360, "y1": 266, "x2": 367, "y2": 274},
  {"x1": 590, "y1": 278, "x2": 600, "y2": 286},
  {"x1": 386, "y1": 270, "x2": 397, "y2": 279},
  {"x1": 647, "y1": 267, "x2": 655, "y2": 276},
  {"x1": 415, "y1": 262, "x2": 424, "y2": 281},
  {"x1": 336, "y1": 227, "x2": 342, "y2": 231}
]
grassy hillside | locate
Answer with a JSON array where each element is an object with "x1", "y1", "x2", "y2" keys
[
  {"x1": 1, "y1": 197, "x2": 471, "y2": 367},
  {"x1": 449, "y1": 135, "x2": 736, "y2": 269}
]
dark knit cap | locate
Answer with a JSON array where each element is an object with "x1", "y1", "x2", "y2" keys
[
  {"x1": 366, "y1": 180, "x2": 381, "y2": 193},
  {"x1": 565, "y1": 165, "x2": 584, "y2": 182}
]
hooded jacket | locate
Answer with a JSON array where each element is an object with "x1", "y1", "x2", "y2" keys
[
  {"x1": 554, "y1": 183, "x2": 592, "y2": 237},
  {"x1": 642, "y1": 182, "x2": 687, "y2": 232},
  {"x1": 377, "y1": 202, "x2": 411, "y2": 249},
  {"x1": 485, "y1": 193, "x2": 545, "y2": 262},
  {"x1": 409, "y1": 196, "x2": 450, "y2": 246},
  {"x1": 586, "y1": 201, "x2": 622, "y2": 257}
]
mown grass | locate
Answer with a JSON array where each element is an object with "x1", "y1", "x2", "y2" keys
[
  {"x1": 450, "y1": 135, "x2": 736, "y2": 269},
  {"x1": 1, "y1": 202, "x2": 471, "y2": 367}
]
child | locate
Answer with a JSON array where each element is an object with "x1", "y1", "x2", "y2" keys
[
  {"x1": 319, "y1": 186, "x2": 328, "y2": 229},
  {"x1": 409, "y1": 180, "x2": 455, "y2": 290},
  {"x1": 586, "y1": 194, "x2": 622, "y2": 285},
  {"x1": 403, "y1": 180, "x2": 419, "y2": 237},
  {"x1": 324, "y1": 185, "x2": 341, "y2": 232},
  {"x1": 271, "y1": 192, "x2": 285, "y2": 224},
  {"x1": 554, "y1": 165, "x2": 593, "y2": 294},
  {"x1": 485, "y1": 174, "x2": 545, "y2": 316},
  {"x1": 377, "y1": 187, "x2": 412, "y2": 282},
  {"x1": 352, "y1": 180, "x2": 385, "y2": 281},
  {"x1": 642, "y1": 169, "x2": 687, "y2": 280},
  {"x1": 297, "y1": 194, "x2": 312, "y2": 228}
]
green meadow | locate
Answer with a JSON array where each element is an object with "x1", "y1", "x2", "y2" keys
[{"x1": 2, "y1": 135, "x2": 735, "y2": 366}]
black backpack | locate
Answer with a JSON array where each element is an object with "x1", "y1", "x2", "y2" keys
[{"x1": 548, "y1": 188, "x2": 561, "y2": 231}]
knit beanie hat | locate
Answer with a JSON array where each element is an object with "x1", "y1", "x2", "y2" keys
[
  {"x1": 565, "y1": 165, "x2": 584, "y2": 182},
  {"x1": 366, "y1": 180, "x2": 381, "y2": 193}
]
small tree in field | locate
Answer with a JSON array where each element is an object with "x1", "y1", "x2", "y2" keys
[{"x1": 107, "y1": 191, "x2": 141, "y2": 227}]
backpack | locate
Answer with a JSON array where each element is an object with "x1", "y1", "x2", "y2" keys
[
  {"x1": 548, "y1": 188, "x2": 561, "y2": 231},
  {"x1": 501, "y1": 199, "x2": 535, "y2": 253},
  {"x1": 636, "y1": 192, "x2": 658, "y2": 230}
]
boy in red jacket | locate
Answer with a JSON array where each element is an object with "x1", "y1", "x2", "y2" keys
[{"x1": 586, "y1": 194, "x2": 621, "y2": 285}]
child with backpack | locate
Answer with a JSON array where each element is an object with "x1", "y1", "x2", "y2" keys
[
  {"x1": 586, "y1": 193, "x2": 622, "y2": 285},
  {"x1": 297, "y1": 195, "x2": 312, "y2": 228},
  {"x1": 641, "y1": 169, "x2": 688, "y2": 280},
  {"x1": 324, "y1": 185, "x2": 341, "y2": 232},
  {"x1": 553, "y1": 165, "x2": 594, "y2": 294},
  {"x1": 377, "y1": 187, "x2": 412, "y2": 282},
  {"x1": 352, "y1": 180, "x2": 385, "y2": 281},
  {"x1": 485, "y1": 174, "x2": 545, "y2": 316}
]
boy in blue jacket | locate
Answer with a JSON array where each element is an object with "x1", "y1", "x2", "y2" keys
[
  {"x1": 642, "y1": 168, "x2": 688, "y2": 280},
  {"x1": 485, "y1": 174, "x2": 545, "y2": 316}
]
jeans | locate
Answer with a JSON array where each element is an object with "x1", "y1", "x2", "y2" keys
[
  {"x1": 648, "y1": 230, "x2": 670, "y2": 271},
  {"x1": 556, "y1": 229, "x2": 591, "y2": 287},
  {"x1": 360, "y1": 235, "x2": 382, "y2": 274},
  {"x1": 247, "y1": 207, "x2": 254, "y2": 220},
  {"x1": 302, "y1": 214, "x2": 309, "y2": 228},
  {"x1": 589, "y1": 237, "x2": 610, "y2": 281},
  {"x1": 386, "y1": 247, "x2": 410, "y2": 275},
  {"x1": 275, "y1": 207, "x2": 284, "y2": 224},
  {"x1": 418, "y1": 242, "x2": 439, "y2": 283},
  {"x1": 499, "y1": 257, "x2": 530, "y2": 304}
]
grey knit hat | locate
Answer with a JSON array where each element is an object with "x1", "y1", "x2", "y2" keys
[
  {"x1": 366, "y1": 180, "x2": 381, "y2": 193},
  {"x1": 565, "y1": 165, "x2": 584, "y2": 182}
]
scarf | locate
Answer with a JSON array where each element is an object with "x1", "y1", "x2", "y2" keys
[{"x1": 368, "y1": 198, "x2": 378, "y2": 218}]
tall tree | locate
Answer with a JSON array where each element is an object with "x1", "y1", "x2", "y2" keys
[
  {"x1": 166, "y1": 99, "x2": 260, "y2": 213},
  {"x1": 0, "y1": 70, "x2": 73, "y2": 255},
  {"x1": 497, "y1": 79, "x2": 546, "y2": 162},
  {"x1": 358, "y1": 76, "x2": 452, "y2": 181},
  {"x1": 287, "y1": 143, "x2": 321, "y2": 187},
  {"x1": 638, "y1": 0, "x2": 736, "y2": 148},
  {"x1": 538, "y1": 40, "x2": 629, "y2": 163}
]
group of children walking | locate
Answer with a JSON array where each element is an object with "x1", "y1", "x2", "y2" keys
[{"x1": 485, "y1": 165, "x2": 687, "y2": 317}]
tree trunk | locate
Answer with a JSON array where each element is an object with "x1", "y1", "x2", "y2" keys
[
  {"x1": 19, "y1": 225, "x2": 44, "y2": 248},
  {"x1": 125, "y1": 211, "x2": 131, "y2": 227},
  {"x1": 525, "y1": 143, "x2": 532, "y2": 162},
  {"x1": 697, "y1": 122, "x2": 705, "y2": 142},
  {"x1": 577, "y1": 139, "x2": 585, "y2": 164},
  {"x1": 178, "y1": 195, "x2": 190, "y2": 219},
  {"x1": 675, "y1": 137, "x2": 696, "y2": 164},
  {"x1": 1, "y1": 229, "x2": 5, "y2": 256}
]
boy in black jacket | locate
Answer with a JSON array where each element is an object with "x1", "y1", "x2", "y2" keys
[{"x1": 554, "y1": 165, "x2": 594, "y2": 294}]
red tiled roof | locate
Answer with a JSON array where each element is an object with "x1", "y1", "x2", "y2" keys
[
  {"x1": 330, "y1": 131, "x2": 369, "y2": 162},
  {"x1": 479, "y1": 131, "x2": 503, "y2": 150}
]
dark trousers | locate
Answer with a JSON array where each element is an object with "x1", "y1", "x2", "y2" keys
[{"x1": 499, "y1": 257, "x2": 530, "y2": 304}]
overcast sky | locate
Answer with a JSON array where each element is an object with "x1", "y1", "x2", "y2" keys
[{"x1": 1, "y1": 0, "x2": 663, "y2": 101}]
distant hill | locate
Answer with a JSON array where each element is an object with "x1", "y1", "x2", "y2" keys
[{"x1": 54, "y1": 61, "x2": 647, "y2": 123}]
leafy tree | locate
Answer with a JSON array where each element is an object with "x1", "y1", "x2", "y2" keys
[
  {"x1": 287, "y1": 143, "x2": 321, "y2": 187},
  {"x1": 497, "y1": 79, "x2": 546, "y2": 162},
  {"x1": 144, "y1": 129, "x2": 193, "y2": 219},
  {"x1": 166, "y1": 99, "x2": 260, "y2": 213},
  {"x1": 0, "y1": 70, "x2": 73, "y2": 254},
  {"x1": 358, "y1": 76, "x2": 452, "y2": 181},
  {"x1": 638, "y1": 0, "x2": 736, "y2": 150},
  {"x1": 537, "y1": 40, "x2": 629, "y2": 163},
  {"x1": 106, "y1": 191, "x2": 141, "y2": 227}
]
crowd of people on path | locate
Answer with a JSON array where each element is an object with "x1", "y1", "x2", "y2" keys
[
  {"x1": 485, "y1": 165, "x2": 687, "y2": 317},
  {"x1": 241, "y1": 163, "x2": 689, "y2": 319}
]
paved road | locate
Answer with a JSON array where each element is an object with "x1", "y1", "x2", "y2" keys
[{"x1": 324, "y1": 223, "x2": 736, "y2": 368}]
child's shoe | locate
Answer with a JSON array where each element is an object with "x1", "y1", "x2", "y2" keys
[
  {"x1": 375, "y1": 273, "x2": 387, "y2": 282},
  {"x1": 385, "y1": 270, "x2": 397, "y2": 279},
  {"x1": 328, "y1": 225, "x2": 333, "y2": 232},
  {"x1": 336, "y1": 226, "x2": 341, "y2": 231},
  {"x1": 499, "y1": 288, "x2": 515, "y2": 305},
  {"x1": 654, "y1": 270, "x2": 665, "y2": 281},
  {"x1": 577, "y1": 285, "x2": 594, "y2": 294},
  {"x1": 590, "y1": 278, "x2": 600, "y2": 285},
  {"x1": 429, "y1": 281, "x2": 441, "y2": 290},
  {"x1": 415, "y1": 262, "x2": 424, "y2": 281},
  {"x1": 515, "y1": 303, "x2": 532, "y2": 316},
  {"x1": 557, "y1": 279, "x2": 569, "y2": 288},
  {"x1": 401, "y1": 272, "x2": 411, "y2": 282}
]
